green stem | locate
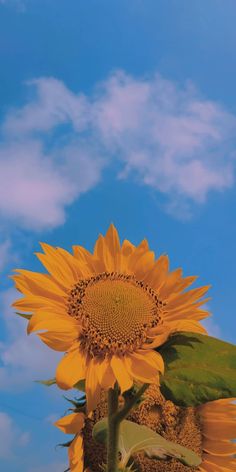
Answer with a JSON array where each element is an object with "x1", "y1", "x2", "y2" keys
[
  {"x1": 107, "y1": 384, "x2": 120, "y2": 472},
  {"x1": 116, "y1": 383, "x2": 149, "y2": 423},
  {"x1": 106, "y1": 383, "x2": 149, "y2": 472}
]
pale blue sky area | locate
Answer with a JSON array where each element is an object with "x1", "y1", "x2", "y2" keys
[{"x1": 0, "y1": 1, "x2": 236, "y2": 471}]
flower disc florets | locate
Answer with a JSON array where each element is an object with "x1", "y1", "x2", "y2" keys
[{"x1": 67, "y1": 272, "x2": 164, "y2": 356}]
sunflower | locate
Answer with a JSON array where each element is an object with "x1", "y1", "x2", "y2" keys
[
  {"x1": 55, "y1": 388, "x2": 236, "y2": 472},
  {"x1": 12, "y1": 224, "x2": 209, "y2": 411}
]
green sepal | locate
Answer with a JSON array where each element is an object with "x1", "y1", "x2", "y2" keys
[
  {"x1": 35, "y1": 378, "x2": 56, "y2": 386},
  {"x1": 57, "y1": 439, "x2": 73, "y2": 448},
  {"x1": 63, "y1": 394, "x2": 86, "y2": 409},
  {"x1": 15, "y1": 312, "x2": 32, "y2": 320},
  {"x1": 92, "y1": 418, "x2": 201, "y2": 468},
  {"x1": 73, "y1": 379, "x2": 85, "y2": 392},
  {"x1": 123, "y1": 383, "x2": 146, "y2": 407},
  {"x1": 158, "y1": 332, "x2": 236, "y2": 406}
]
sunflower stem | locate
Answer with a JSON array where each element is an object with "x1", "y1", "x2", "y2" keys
[
  {"x1": 106, "y1": 383, "x2": 149, "y2": 472},
  {"x1": 107, "y1": 383, "x2": 120, "y2": 472},
  {"x1": 116, "y1": 383, "x2": 149, "y2": 423}
]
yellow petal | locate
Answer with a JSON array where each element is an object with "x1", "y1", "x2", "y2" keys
[
  {"x1": 12, "y1": 294, "x2": 65, "y2": 312},
  {"x1": 56, "y1": 347, "x2": 86, "y2": 389},
  {"x1": 55, "y1": 412, "x2": 85, "y2": 434},
  {"x1": 136, "y1": 349, "x2": 164, "y2": 374},
  {"x1": 202, "y1": 420, "x2": 236, "y2": 439},
  {"x1": 72, "y1": 245, "x2": 100, "y2": 275},
  {"x1": 165, "y1": 319, "x2": 208, "y2": 335},
  {"x1": 85, "y1": 358, "x2": 102, "y2": 412},
  {"x1": 143, "y1": 255, "x2": 169, "y2": 290},
  {"x1": 69, "y1": 434, "x2": 84, "y2": 472},
  {"x1": 96, "y1": 358, "x2": 116, "y2": 390},
  {"x1": 172, "y1": 275, "x2": 198, "y2": 293},
  {"x1": 12, "y1": 270, "x2": 67, "y2": 298},
  {"x1": 132, "y1": 251, "x2": 155, "y2": 280},
  {"x1": 118, "y1": 239, "x2": 136, "y2": 273},
  {"x1": 158, "y1": 268, "x2": 183, "y2": 299},
  {"x1": 166, "y1": 285, "x2": 210, "y2": 309},
  {"x1": 203, "y1": 458, "x2": 235, "y2": 471},
  {"x1": 201, "y1": 461, "x2": 223, "y2": 472},
  {"x1": 121, "y1": 239, "x2": 135, "y2": 258},
  {"x1": 104, "y1": 224, "x2": 121, "y2": 258},
  {"x1": 93, "y1": 235, "x2": 113, "y2": 271},
  {"x1": 27, "y1": 310, "x2": 79, "y2": 334},
  {"x1": 36, "y1": 248, "x2": 75, "y2": 288},
  {"x1": 125, "y1": 352, "x2": 160, "y2": 384},
  {"x1": 38, "y1": 331, "x2": 77, "y2": 351},
  {"x1": 110, "y1": 356, "x2": 133, "y2": 393},
  {"x1": 127, "y1": 240, "x2": 155, "y2": 279},
  {"x1": 203, "y1": 439, "x2": 236, "y2": 456},
  {"x1": 143, "y1": 331, "x2": 170, "y2": 349}
]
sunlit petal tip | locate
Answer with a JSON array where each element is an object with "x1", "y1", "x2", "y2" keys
[{"x1": 54, "y1": 412, "x2": 85, "y2": 434}]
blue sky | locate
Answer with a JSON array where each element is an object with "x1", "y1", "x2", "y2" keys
[{"x1": 0, "y1": 1, "x2": 236, "y2": 470}]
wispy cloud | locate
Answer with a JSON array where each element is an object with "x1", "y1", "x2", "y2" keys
[
  {"x1": 0, "y1": 411, "x2": 30, "y2": 458},
  {"x1": 0, "y1": 288, "x2": 61, "y2": 390},
  {"x1": 1, "y1": 71, "x2": 236, "y2": 230}
]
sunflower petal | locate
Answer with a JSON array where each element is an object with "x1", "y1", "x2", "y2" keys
[
  {"x1": 55, "y1": 412, "x2": 85, "y2": 434},
  {"x1": 104, "y1": 224, "x2": 121, "y2": 257},
  {"x1": 110, "y1": 356, "x2": 133, "y2": 393},
  {"x1": 125, "y1": 352, "x2": 160, "y2": 384},
  {"x1": 86, "y1": 358, "x2": 102, "y2": 412},
  {"x1": 56, "y1": 348, "x2": 85, "y2": 389},
  {"x1": 12, "y1": 270, "x2": 67, "y2": 298},
  {"x1": 38, "y1": 331, "x2": 77, "y2": 351},
  {"x1": 69, "y1": 434, "x2": 84, "y2": 472},
  {"x1": 96, "y1": 358, "x2": 116, "y2": 390},
  {"x1": 93, "y1": 235, "x2": 113, "y2": 271},
  {"x1": 143, "y1": 255, "x2": 169, "y2": 290},
  {"x1": 27, "y1": 310, "x2": 79, "y2": 334},
  {"x1": 203, "y1": 439, "x2": 236, "y2": 456}
]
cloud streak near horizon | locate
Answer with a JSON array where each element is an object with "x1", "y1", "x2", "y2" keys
[{"x1": 1, "y1": 70, "x2": 236, "y2": 230}]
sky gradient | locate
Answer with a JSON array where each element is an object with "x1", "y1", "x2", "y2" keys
[{"x1": 0, "y1": 1, "x2": 236, "y2": 471}]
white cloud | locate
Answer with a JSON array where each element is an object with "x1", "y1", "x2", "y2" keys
[
  {"x1": 0, "y1": 288, "x2": 62, "y2": 390},
  {"x1": 0, "y1": 411, "x2": 29, "y2": 458},
  {"x1": 93, "y1": 72, "x2": 236, "y2": 212},
  {"x1": 0, "y1": 140, "x2": 77, "y2": 231},
  {"x1": 4, "y1": 77, "x2": 89, "y2": 136},
  {"x1": 1, "y1": 71, "x2": 236, "y2": 229}
]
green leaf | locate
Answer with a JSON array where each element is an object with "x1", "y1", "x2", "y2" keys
[
  {"x1": 73, "y1": 379, "x2": 85, "y2": 392},
  {"x1": 63, "y1": 395, "x2": 86, "y2": 409},
  {"x1": 57, "y1": 439, "x2": 73, "y2": 448},
  {"x1": 35, "y1": 378, "x2": 56, "y2": 386},
  {"x1": 158, "y1": 332, "x2": 236, "y2": 406},
  {"x1": 92, "y1": 418, "x2": 201, "y2": 468},
  {"x1": 15, "y1": 312, "x2": 32, "y2": 320}
]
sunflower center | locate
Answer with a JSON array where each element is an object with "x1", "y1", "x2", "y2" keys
[{"x1": 67, "y1": 272, "x2": 163, "y2": 356}]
